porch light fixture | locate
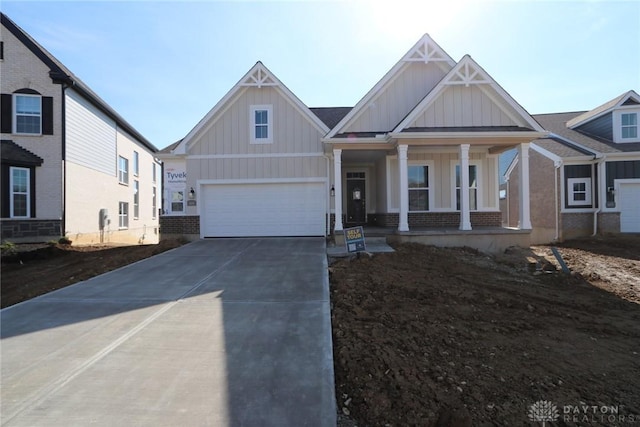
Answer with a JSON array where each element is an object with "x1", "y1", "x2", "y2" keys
[
  {"x1": 330, "y1": 185, "x2": 335, "y2": 197},
  {"x1": 189, "y1": 187, "x2": 196, "y2": 199}
]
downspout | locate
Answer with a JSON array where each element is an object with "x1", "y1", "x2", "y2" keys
[
  {"x1": 60, "y1": 83, "x2": 67, "y2": 237},
  {"x1": 323, "y1": 153, "x2": 331, "y2": 237},
  {"x1": 553, "y1": 160, "x2": 561, "y2": 241},
  {"x1": 592, "y1": 156, "x2": 604, "y2": 236}
]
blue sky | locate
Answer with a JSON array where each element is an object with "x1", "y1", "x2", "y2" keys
[{"x1": 3, "y1": 1, "x2": 639, "y2": 150}]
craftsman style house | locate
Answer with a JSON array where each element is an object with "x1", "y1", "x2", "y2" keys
[
  {"x1": 505, "y1": 90, "x2": 640, "y2": 243},
  {"x1": 159, "y1": 34, "x2": 546, "y2": 251},
  {"x1": 1, "y1": 13, "x2": 161, "y2": 244}
]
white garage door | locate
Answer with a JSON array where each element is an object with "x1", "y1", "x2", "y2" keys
[
  {"x1": 619, "y1": 182, "x2": 640, "y2": 233},
  {"x1": 202, "y1": 182, "x2": 326, "y2": 237}
]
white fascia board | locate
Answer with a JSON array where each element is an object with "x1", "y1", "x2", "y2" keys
[
  {"x1": 273, "y1": 86, "x2": 330, "y2": 136},
  {"x1": 504, "y1": 156, "x2": 518, "y2": 179},
  {"x1": 600, "y1": 152, "x2": 640, "y2": 159},
  {"x1": 566, "y1": 90, "x2": 640, "y2": 129},
  {"x1": 530, "y1": 142, "x2": 563, "y2": 163}
]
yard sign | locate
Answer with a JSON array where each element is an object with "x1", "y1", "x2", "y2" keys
[{"x1": 344, "y1": 226, "x2": 366, "y2": 253}]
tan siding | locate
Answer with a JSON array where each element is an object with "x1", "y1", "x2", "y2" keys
[
  {"x1": 345, "y1": 62, "x2": 447, "y2": 133},
  {"x1": 413, "y1": 85, "x2": 516, "y2": 127}
]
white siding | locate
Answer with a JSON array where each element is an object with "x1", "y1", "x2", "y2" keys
[
  {"x1": 344, "y1": 62, "x2": 448, "y2": 133},
  {"x1": 66, "y1": 89, "x2": 117, "y2": 175},
  {"x1": 412, "y1": 85, "x2": 517, "y2": 128}
]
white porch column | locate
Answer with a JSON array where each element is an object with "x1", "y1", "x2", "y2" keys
[
  {"x1": 459, "y1": 144, "x2": 472, "y2": 230},
  {"x1": 518, "y1": 142, "x2": 532, "y2": 230},
  {"x1": 398, "y1": 144, "x2": 409, "y2": 232},
  {"x1": 333, "y1": 149, "x2": 344, "y2": 232}
]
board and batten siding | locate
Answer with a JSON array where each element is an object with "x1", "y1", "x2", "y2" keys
[
  {"x1": 343, "y1": 62, "x2": 448, "y2": 133},
  {"x1": 65, "y1": 88, "x2": 117, "y2": 175},
  {"x1": 411, "y1": 85, "x2": 517, "y2": 128},
  {"x1": 575, "y1": 112, "x2": 613, "y2": 141},
  {"x1": 188, "y1": 87, "x2": 324, "y2": 157},
  {"x1": 386, "y1": 151, "x2": 498, "y2": 211},
  {"x1": 187, "y1": 156, "x2": 327, "y2": 181}
]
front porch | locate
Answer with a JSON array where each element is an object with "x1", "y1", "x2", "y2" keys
[{"x1": 332, "y1": 225, "x2": 531, "y2": 254}]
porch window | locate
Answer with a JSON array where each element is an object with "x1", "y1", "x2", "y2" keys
[
  {"x1": 455, "y1": 164, "x2": 478, "y2": 210},
  {"x1": 408, "y1": 165, "x2": 430, "y2": 211},
  {"x1": 567, "y1": 177, "x2": 591, "y2": 206}
]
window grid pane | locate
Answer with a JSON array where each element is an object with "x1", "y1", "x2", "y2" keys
[{"x1": 15, "y1": 96, "x2": 41, "y2": 134}]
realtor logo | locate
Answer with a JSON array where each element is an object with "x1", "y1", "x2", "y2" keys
[{"x1": 529, "y1": 400, "x2": 559, "y2": 426}]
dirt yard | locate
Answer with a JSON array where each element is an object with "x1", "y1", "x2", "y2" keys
[
  {"x1": 331, "y1": 235, "x2": 640, "y2": 426},
  {"x1": 1, "y1": 239, "x2": 186, "y2": 308}
]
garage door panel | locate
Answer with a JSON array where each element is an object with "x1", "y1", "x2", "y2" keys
[
  {"x1": 619, "y1": 182, "x2": 640, "y2": 233},
  {"x1": 202, "y1": 183, "x2": 326, "y2": 237}
]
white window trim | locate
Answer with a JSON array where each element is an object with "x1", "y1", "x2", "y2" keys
[
  {"x1": 119, "y1": 201, "x2": 129, "y2": 229},
  {"x1": 133, "y1": 180, "x2": 140, "y2": 219},
  {"x1": 613, "y1": 109, "x2": 640, "y2": 143},
  {"x1": 250, "y1": 104, "x2": 273, "y2": 144},
  {"x1": 567, "y1": 177, "x2": 592, "y2": 207},
  {"x1": 118, "y1": 156, "x2": 129, "y2": 185},
  {"x1": 9, "y1": 166, "x2": 30, "y2": 218},
  {"x1": 450, "y1": 160, "x2": 482, "y2": 211},
  {"x1": 407, "y1": 161, "x2": 434, "y2": 212},
  {"x1": 13, "y1": 94, "x2": 42, "y2": 135},
  {"x1": 133, "y1": 151, "x2": 139, "y2": 177}
]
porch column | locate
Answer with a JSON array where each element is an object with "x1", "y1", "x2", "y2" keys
[
  {"x1": 333, "y1": 149, "x2": 344, "y2": 232},
  {"x1": 518, "y1": 142, "x2": 532, "y2": 230},
  {"x1": 459, "y1": 144, "x2": 472, "y2": 230},
  {"x1": 398, "y1": 144, "x2": 409, "y2": 232}
]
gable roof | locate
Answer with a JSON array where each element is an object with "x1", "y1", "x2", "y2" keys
[
  {"x1": 1, "y1": 140, "x2": 44, "y2": 166},
  {"x1": 566, "y1": 90, "x2": 640, "y2": 129},
  {"x1": 1, "y1": 13, "x2": 157, "y2": 153},
  {"x1": 325, "y1": 34, "x2": 456, "y2": 139},
  {"x1": 393, "y1": 55, "x2": 545, "y2": 134},
  {"x1": 174, "y1": 61, "x2": 329, "y2": 154}
]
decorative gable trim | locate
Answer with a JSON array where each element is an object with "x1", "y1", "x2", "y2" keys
[
  {"x1": 174, "y1": 62, "x2": 329, "y2": 154},
  {"x1": 567, "y1": 90, "x2": 640, "y2": 129},
  {"x1": 392, "y1": 55, "x2": 545, "y2": 134},
  {"x1": 324, "y1": 34, "x2": 455, "y2": 139}
]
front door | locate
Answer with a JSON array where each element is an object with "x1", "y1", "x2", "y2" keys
[{"x1": 346, "y1": 172, "x2": 366, "y2": 224}]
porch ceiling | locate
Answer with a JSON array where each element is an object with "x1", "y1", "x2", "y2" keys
[{"x1": 341, "y1": 150, "x2": 389, "y2": 162}]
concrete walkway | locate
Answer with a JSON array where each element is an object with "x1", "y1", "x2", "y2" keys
[{"x1": 1, "y1": 238, "x2": 336, "y2": 427}]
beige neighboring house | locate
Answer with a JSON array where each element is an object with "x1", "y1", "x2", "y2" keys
[
  {"x1": 505, "y1": 90, "x2": 640, "y2": 243},
  {"x1": 159, "y1": 34, "x2": 547, "y2": 252},
  {"x1": 1, "y1": 13, "x2": 161, "y2": 245}
]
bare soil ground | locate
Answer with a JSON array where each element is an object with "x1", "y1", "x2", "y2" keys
[
  {"x1": 330, "y1": 235, "x2": 640, "y2": 426},
  {"x1": 1, "y1": 239, "x2": 186, "y2": 308}
]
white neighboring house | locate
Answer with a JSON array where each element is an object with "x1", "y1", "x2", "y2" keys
[
  {"x1": 505, "y1": 90, "x2": 640, "y2": 243},
  {"x1": 1, "y1": 13, "x2": 161, "y2": 245}
]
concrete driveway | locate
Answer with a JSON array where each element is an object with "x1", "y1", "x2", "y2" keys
[{"x1": 1, "y1": 238, "x2": 336, "y2": 427}]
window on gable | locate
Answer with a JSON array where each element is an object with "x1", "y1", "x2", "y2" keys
[
  {"x1": 567, "y1": 177, "x2": 591, "y2": 206},
  {"x1": 250, "y1": 105, "x2": 273, "y2": 144},
  {"x1": 408, "y1": 165, "x2": 430, "y2": 211},
  {"x1": 621, "y1": 113, "x2": 638, "y2": 139},
  {"x1": 119, "y1": 201, "x2": 129, "y2": 228},
  {"x1": 14, "y1": 94, "x2": 41, "y2": 134},
  {"x1": 10, "y1": 167, "x2": 30, "y2": 218},
  {"x1": 455, "y1": 164, "x2": 478, "y2": 210},
  {"x1": 118, "y1": 156, "x2": 129, "y2": 185}
]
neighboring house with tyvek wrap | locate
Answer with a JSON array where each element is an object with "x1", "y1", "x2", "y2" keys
[{"x1": 1, "y1": 13, "x2": 161, "y2": 244}]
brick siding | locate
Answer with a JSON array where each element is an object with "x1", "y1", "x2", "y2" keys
[
  {"x1": 1, "y1": 219, "x2": 62, "y2": 241},
  {"x1": 159, "y1": 215, "x2": 200, "y2": 235}
]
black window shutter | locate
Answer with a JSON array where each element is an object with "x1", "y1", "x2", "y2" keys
[
  {"x1": 1, "y1": 94, "x2": 12, "y2": 134},
  {"x1": 42, "y1": 96, "x2": 54, "y2": 135}
]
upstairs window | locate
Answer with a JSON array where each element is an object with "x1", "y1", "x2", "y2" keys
[
  {"x1": 621, "y1": 113, "x2": 638, "y2": 139},
  {"x1": 14, "y1": 94, "x2": 41, "y2": 134},
  {"x1": 133, "y1": 151, "x2": 139, "y2": 176},
  {"x1": 250, "y1": 105, "x2": 273, "y2": 144},
  {"x1": 118, "y1": 156, "x2": 129, "y2": 185}
]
